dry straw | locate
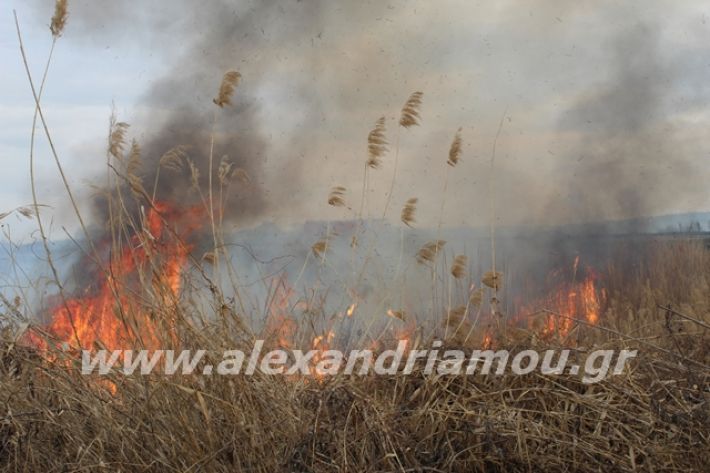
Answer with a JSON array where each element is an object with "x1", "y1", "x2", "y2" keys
[
  {"x1": 213, "y1": 71, "x2": 241, "y2": 108},
  {"x1": 401, "y1": 197, "x2": 418, "y2": 227}
]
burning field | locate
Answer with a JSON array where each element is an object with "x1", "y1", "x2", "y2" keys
[{"x1": 1, "y1": 1, "x2": 710, "y2": 472}]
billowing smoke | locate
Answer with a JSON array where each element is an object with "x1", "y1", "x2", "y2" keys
[
  {"x1": 26, "y1": 0, "x2": 709, "y2": 233},
  {"x1": 554, "y1": 21, "x2": 690, "y2": 228}
]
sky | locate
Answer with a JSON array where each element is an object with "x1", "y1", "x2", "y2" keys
[{"x1": 2, "y1": 0, "x2": 710, "y2": 243}]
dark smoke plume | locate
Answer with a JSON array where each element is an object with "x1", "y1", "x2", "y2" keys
[{"x1": 555, "y1": 21, "x2": 693, "y2": 228}]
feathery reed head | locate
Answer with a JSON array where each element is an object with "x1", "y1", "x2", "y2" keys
[
  {"x1": 16, "y1": 207, "x2": 35, "y2": 219},
  {"x1": 416, "y1": 240, "x2": 446, "y2": 265},
  {"x1": 328, "y1": 186, "x2": 347, "y2": 207},
  {"x1": 447, "y1": 127, "x2": 462, "y2": 167},
  {"x1": 444, "y1": 306, "x2": 468, "y2": 327},
  {"x1": 311, "y1": 238, "x2": 329, "y2": 258},
  {"x1": 218, "y1": 156, "x2": 233, "y2": 185},
  {"x1": 108, "y1": 121, "x2": 129, "y2": 161},
  {"x1": 232, "y1": 168, "x2": 251, "y2": 184},
  {"x1": 451, "y1": 255, "x2": 468, "y2": 279},
  {"x1": 50, "y1": 0, "x2": 68, "y2": 37},
  {"x1": 159, "y1": 145, "x2": 190, "y2": 172},
  {"x1": 213, "y1": 71, "x2": 241, "y2": 107},
  {"x1": 482, "y1": 270, "x2": 503, "y2": 290},
  {"x1": 367, "y1": 116, "x2": 388, "y2": 168},
  {"x1": 386, "y1": 309, "x2": 406, "y2": 321},
  {"x1": 469, "y1": 287, "x2": 484, "y2": 307},
  {"x1": 399, "y1": 91, "x2": 423, "y2": 128},
  {"x1": 401, "y1": 197, "x2": 418, "y2": 227},
  {"x1": 187, "y1": 159, "x2": 200, "y2": 190}
]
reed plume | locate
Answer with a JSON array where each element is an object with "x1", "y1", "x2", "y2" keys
[
  {"x1": 328, "y1": 186, "x2": 347, "y2": 207},
  {"x1": 232, "y1": 168, "x2": 250, "y2": 184},
  {"x1": 382, "y1": 92, "x2": 424, "y2": 219},
  {"x1": 188, "y1": 159, "x2": 200, "y2": 190},
  {"x1": 451, "y1": 255, "x2": 467, "y2": 279},
  {"x1": 399, "y1": 91, "x2": 424, "y2": 128},
  {"x1": 386, "y1": 309, "x2": 406, "y2": 321},
  {"x1": 108, "y1": 121, "x2": 129, "y2": 161},
  {"x1": 311, "y1": 238, "x2": 329, "y2": 258},
  {"x1": 416, "y1": 240, "x2": 446, "y2": 265},
  {"x1": 367, "y1": 117, "x2": 388, "y2": 169},
  {"x1": 159, "y1": 145, "x2": 189, "y2": 172},
  {"x1": 401, "y1": 197, "x2": 418, "y2": 227},
  {"x1": 482, "y1": 270, "x2": 503, "y2": 290},
  {"x1": 447, "y1": 127, "x2": 462, "y2": 167},
  {"x1": 469, "y1": 287, "x2": 484, "y2": 307},
  {"x1": 213, "y1": 71, "x2": 241, "y2": 108},
  {"x1": 218, "y1": 156, "x2": 233, "y2": 185},
  {"x1": 50, "y1": 0, "x2": 68, "y2": 38}
]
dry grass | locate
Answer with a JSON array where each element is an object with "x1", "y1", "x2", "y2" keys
[
  {"x1": 1, "y1": 241, "x2": 709, "y2": 472},
  {"x1": 4, "y1": 7, "x2": 709, "y2": 472}
]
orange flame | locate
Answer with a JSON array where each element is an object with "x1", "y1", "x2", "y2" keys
[
  {"x1": 29, "y1": 201, "x2": 201, "y2": 355},
  {"x1": 521, "y1": 261, "x2": 604, "y2": 339}
]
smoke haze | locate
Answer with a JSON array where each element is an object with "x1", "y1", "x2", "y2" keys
[{"x1": 25, "y1": 0, "x2": 710, "y2": 230}]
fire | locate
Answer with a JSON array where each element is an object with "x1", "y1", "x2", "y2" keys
[
  {"x1": 520, "y1": 258, "x2": 604, "y2": 339},
  {"x1": 29, "y1": 201, "x2": 201, "y2": 355},
  {"x1": 264, "y1": 275, "x2": 299, "y2": 348}
]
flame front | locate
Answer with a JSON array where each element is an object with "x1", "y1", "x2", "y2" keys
[{"x1": 30, "y1": 202, "x2": 200, "y2": 354}]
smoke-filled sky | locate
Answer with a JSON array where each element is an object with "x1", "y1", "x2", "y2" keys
[{"x1": 2, "y1": 0, "x2": 710, "y2": 240}]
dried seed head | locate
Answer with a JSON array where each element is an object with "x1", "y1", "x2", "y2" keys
[
  {"x1": 202, "y1": 252, "x2": 216, "y2": 265},
  {"x1": 311, "y1": 238, "x2": 329, "y2": 258},
  {"x1": 328, "y1": 186, "x2": 347, "y2": 207},
  {"x1": 448, "y1": 128, "x2": 462, "y2": 167},
  {"x1": 17, "y1": 207, "x2": 35, "y2": 219},
  {"x1": 444, "y1": 306, "x2": 468, "y2": 327},
  {"x1": 218, "y1": 156, "x2": 233, "y2": 185},
  {"x1": 401, "y1": 197, "x2": 418, "y2": 227},
  {"x1": 232, "y1": 168, "x2": 251, "y2": 184},
  {"x1": 108, "y1": 121, "x2": 130, "y2": 161},
  {"x1": 213, "y1": 71, "x2": 241, "y2": 107},
  {"x1": 159, "y1": 145, "x2": 189, "y2": 172},
  {"x1": 399, "y1": 91, "x2": 423, "y2": 128},
  {"x1": 482, "y1": 271, "x2": 503, "y2": 290},
  {"x1": 416, "y1": 240, "x2": 446, "y2": 265},
  {"x1": 468, "y1": 286, "x2": 484, "y2": 307},
  {"x1": 126, "y1": 140, "x2": 141, "y2": 176},
  {"x1": 386, "y1": 309, "x2": 406, "y2": 321},
  {"x1": 451, "y1": 255, "x2": 468, "y2": 279},
  {"x1": 367, "y1": 116, "x2": 388, "y2": 168},
  {"x1": 187, "y1": 159, "x2": 200, "y2": 190},
  {"x1": 50, "y1": 0, "x2": 68, "y2": 38}
]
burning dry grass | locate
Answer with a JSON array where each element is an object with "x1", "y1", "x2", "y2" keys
[
  {"x1": 4, "y1": 6, "x2": 709, "y2": 471},
  {"x1": 0, "y1": 241, "x2": 708, "y2": 472},
  {"x1": 1, "y1": 279, "x2": 709, "y2": 472}
]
